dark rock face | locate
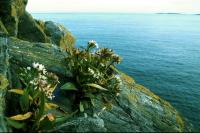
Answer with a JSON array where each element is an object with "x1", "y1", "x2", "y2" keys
[
  {"x1": 0, "y1": 0, "x2": 27, "y2": 36},
  {"x1": 18, "y1": 12, "x2": 50, "y2": 43},
  {"x1": 0, "y1": 0, "x2": 75, "y2": 50}
]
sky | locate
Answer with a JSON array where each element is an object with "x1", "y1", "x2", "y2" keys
[{"x1": 27, "y1": 0, "x2": 200, "y2": 13}]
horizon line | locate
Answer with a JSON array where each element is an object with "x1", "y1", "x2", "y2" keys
[{"x1": 30, "y1": 11, "x2": 200, "y2": 15}]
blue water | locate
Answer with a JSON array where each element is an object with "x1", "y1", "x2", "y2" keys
[{"x1": 32, "y1": 13, "x2": 200, "y2": 130}]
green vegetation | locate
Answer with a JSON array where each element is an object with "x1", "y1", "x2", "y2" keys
[
  {"x1": 6, "y1": 63, "x2": 64, "y2": 131},
  {"x1": 5, "y1": 40, "x2": 123, "y2": 131},
  {"x1": 62, "y1": 40, "x2": 122, "y2": 112}
]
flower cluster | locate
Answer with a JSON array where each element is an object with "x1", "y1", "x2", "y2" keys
[
  {"x1": 65, "y1": 40, "x2": 123, "y2": 112},
  {"x1": 21, "y1": 62, "x2": 59, "y2": 100},
  {"x1": 96, "y1": 48, "x2": 122, "y2": 64},
  {"x1": 88, "y1": 68, "x2": 101, "y2": 79},
  {"x1": 115, "y1": 74, "x2": 122, "y2": 85},
  {"x1": 32, "y1": 62, "x2": 47, "y2": 74},
  {"x1": 88, "y1": 40, "x2": 99, "y2": 49}
]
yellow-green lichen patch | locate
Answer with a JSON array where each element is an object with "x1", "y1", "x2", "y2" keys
[
  {"x1": 128, "y1": 93, "x2": 138, "y2": 103},
  {"x1": 120, "y1": 72, "x2": 135, "y2": 84},
  {"x1": 35, "y1": 20, "x2": 45, "y2": 31},
  {"x1": 176, "y1": 112, "x2": 185, "y2": 130},
  {"x1": 0, "y1": 74, "x2": 9, "y2": 89},
  {"x1": 64, "y1": 32, "x2": 76, "y2": 50},
  {"x1": 134, "y1": 84, "x2": 174, "y2": 111}
]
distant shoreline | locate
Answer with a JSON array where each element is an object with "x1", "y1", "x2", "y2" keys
[
  {"x1": 156, "y1": 13, "x2": 182, "y2": 15},
  {"x1": 30, "y1": 12, "x2": 200, "y2": 16}
]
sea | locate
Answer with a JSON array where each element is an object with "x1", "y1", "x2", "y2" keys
[{"x1": 32, "y1": 13, "x2": 200, "y2": 130}]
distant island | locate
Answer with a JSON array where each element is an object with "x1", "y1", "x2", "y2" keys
[
  {"x1": 195, "y1": 14, "x2": 200, "y2": 15},
  {"x1": 156, "y1": 13, "x2": 182, "y2": 15}
]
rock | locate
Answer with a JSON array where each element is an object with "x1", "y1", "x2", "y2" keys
[
  {"x1": 4, "y1": 36, "x2": 72, "y2": 77},
  {"x1": 55, "y1": 73, "x2": 192, "y2": 132},
  {"x1": 0, "y1": 37, "x2": 10, "y2": 132},
  {"x1": 44, "y1": 21, "x2": 75, "y2": 50},
  {"x1": 55, "y1": 117, "x2": 107, "y2": 132},
  {"x1": 0, "y1": 0, "x2": 27, "y2": 36},
  {"x1": 18, "y1": 12, "x2": 50, "y2": 43},
  {"x1": 0, "y1": 0, "x2": 75, "y2": 50}
]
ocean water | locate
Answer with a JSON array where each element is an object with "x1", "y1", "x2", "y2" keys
[{"x1": 33, "y1": 13, "x2": 200, "y2": 130}]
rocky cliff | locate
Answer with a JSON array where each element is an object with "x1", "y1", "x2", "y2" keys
[{"x1": 0, "y1": 0, "x2": 192, "y2": 132}]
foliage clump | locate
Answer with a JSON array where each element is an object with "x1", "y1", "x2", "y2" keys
[
  {"x1": 5, "y1": 40, "x2": 123, "y2": 131},
  {"x1": 63, "y1": 40, "x2": 122, "y2": 112},
  {"x1": 6, "y1": 63, "x2": 63, "y2": 131}
]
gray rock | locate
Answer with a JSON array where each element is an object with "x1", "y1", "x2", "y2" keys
[
  {"x1": 44, "y1": 21, "x2": 75, "y2": 50},
  {"x1": 55, "y1": 117, "x2": 107, "y2": 132},
  {"x1": 0, "y1": 37, "x2": 10, "y2": 132},
  {"x1": 18, "y1": 12, "x2": 50, "y2": 43},
  {"x1": 51, "y1": 74, "x2": 192, "y2": 132}
]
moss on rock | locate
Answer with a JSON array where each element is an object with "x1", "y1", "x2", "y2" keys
[
  {"x1": 0, "y1": 0, "x2": 27, "y2": 36},
  {"x1": 43, "y1": 21, "x2": 75, "y2": 50},
  {"x1": 0, "y1": 20, "x2": 8, "y2": 34},
  {"x1": 17, "y1": 12, "x2": 50, "y2": 43},
  {"x1": 0, "y1": 75, "x2": 8, "y2": 90}
]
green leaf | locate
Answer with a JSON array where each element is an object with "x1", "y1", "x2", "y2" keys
[
  {"x1": 55, "y1": 110, "x2": 78, "y2": 126},
  {"x1": 84, "y1": 83, "x2": 108, "y2": 91},
  {"x1": 37, "y1": 93, "x2": 45, "y2": 120},
  {"x1": 39, "y1": 117, "x2": 54, "y2": 130},
  {"x1": 8, "y1": 89, "x2": 33, "y2": 101},
  {"x1": 110, "y1": 65, "x2": 120, "y2": 73},
  {"x1": 45, "y1": 103, "x2": 59, "y2": 110},
  {"x1": 20, "y1": 88, "x2": 30, "y2": 112},
  {"x1": 91, "y1": 98, "x2": 95, "y2": 107},
  {"x1": 6, "y1": 118, "x2": 26, "y2": 129},
  {"x1": 33, "y1": 93, "x2": 45, "y2": 130},
  {"x1": 79, "y1": 102, "x2": 84, "y2": 112},
  {"x1": 61, "y1": 82, "x2": 78, "y2": 91},
  {"x1": 9, "y1": 112, "x2": 33, "y2": 121}
]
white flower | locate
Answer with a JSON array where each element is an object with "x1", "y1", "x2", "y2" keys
[
  {"x1": 30, "y1": 80, "x2": 34, "y2": 85},
  {"x1": 88, "y1": 40, "x2": 99, "y2": 48},
  {"x1": 47, "y1": 94, "x2": 55, "y2": 100},
  {"x1": 89, "y1": 40, "x2": 96, "y2": 44},
  {"x1": 38, "y1": 64, "x2": 45, "y2": 71},
  {"x1": 116, "y1": 93, "x2": 120, "y2": 97},
  {"x1": 39, "y1": 74, "x2": 47, "y2": 80},
  {"x1": 33, "y1": 62, "x2": 40, "y2": 69},
  {"x1": 43, "y1": 69, "x2": 47, "y2": 75},
  {"x1": 95, "y1": 43, "x2": 99, "y2": 49},
  {"x1": 115, "y1": 75, "x2": 121, "y2": 80},
  {"x1": 115, "y1": 75, "x2": 122, "y2": 85},
  {"x1": 27, "y1": 67, "x2": 31, "y2": 70},
  {"x1": 88, "y1": 68, "x2": 95, "y2": 75}
]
